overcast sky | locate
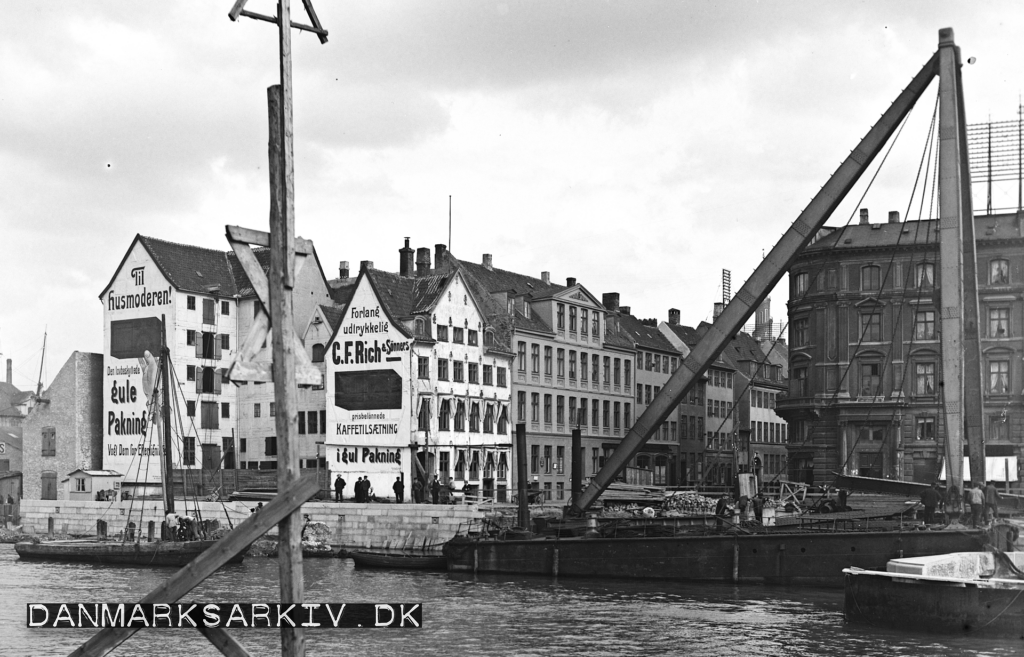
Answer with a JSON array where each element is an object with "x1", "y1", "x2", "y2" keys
[{"x1": 1, "y1": 1, "x2": 1022, "y2": 391}]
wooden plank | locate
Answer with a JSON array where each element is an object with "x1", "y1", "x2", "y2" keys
[
  {"x1": 237, "y1": 8, "x2": 329, "y2": 38},
  {"x1": 227, "y1": 0, "x2": 249, "y2": 21},
  {"x1": 230, "y1": 241, "x2": 272, "y2": 306},
  {"x1": 229, "y1": 353, "x2": 321, "y2": 386},
  {"x1": 300, "y1": 0, "x2": 329, "y2": 44},
  {"x1": 69, "y1": 475, "x2": 320, "y2": 657},
  {"x1": 198, "y1": 627, "x2": 253, "y2": 657},
  {"x1": 227, "y1": 225, "x2": 314, "y2": 255},
  {"x1": 268, "y1": 75, "x2": 305, "y2": 657}
]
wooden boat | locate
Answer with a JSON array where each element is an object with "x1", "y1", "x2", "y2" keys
[
  {"x1": 844, "y1": 547, "x2": 1024, "y2": 635},
  {"x1": 349, "y1": 549, "x2": 446, "y2": 570},
  {"x1": 13, "y1": 538, "x2": 243, "y2": 567}
]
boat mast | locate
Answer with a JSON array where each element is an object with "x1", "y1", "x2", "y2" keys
[
  {"x1": 937, "y1": 28, "x2": 984, "y2": 492},
  {"x1": 36, "y1": 328, "x2": 46, "y2": 396},
  {"x1": 161, "y1": 316, "x2": 175, "y2": 514}
]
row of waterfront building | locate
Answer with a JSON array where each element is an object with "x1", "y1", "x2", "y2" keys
[{"x1": 7, "y1": 207, "x2": 1024, "y2": 503}]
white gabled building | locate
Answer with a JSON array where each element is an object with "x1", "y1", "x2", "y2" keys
[{"x1": 323, "y1": 246, "x2": 514, "y2": 501}]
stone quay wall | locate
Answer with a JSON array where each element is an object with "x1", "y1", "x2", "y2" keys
[{"x1": 18, "y1": 500, "x2": 483, "y2": 549}]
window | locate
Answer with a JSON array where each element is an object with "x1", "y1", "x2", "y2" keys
[
  {"x1": 531, "y1": 393, "x2": 540, "y2": 423},
  {"x1": 312, "y1": 343, "x2": 325, "y2": 362},
  {"x1": 439, "y1": 451, "x2": 450, "y2": 479},
  {"x1": 556, "y1": 396, "x2": 565, "y2": 425},
  {"x1": 254, "y1": 403, "x2": 261, "y2": 418},
  {"x1": 265, "y1": 436, "x2": 277, "y2": 456},
  {"x1": 989, "y1": 360, "x2": 1010, "y2": 394},
  {"x1": 914, "y1": 363, "x2": 935, "y2": 396},
  {"x1": 183, "y1": 436, "x2": 196, "y2": 466},
  {"x1": 187, "y1": 295, "x2": 196, "y2": 310},
  {"x1": 625, "y1": 403, "x2": 631, "y2": 427},
  {"x1": 991, "y1": 416, "x2": 1010, "y2": 442},
  {"x1": 556, "y1": 446, "x2": 565, "y2": 474},
  {"x1": 531, "y1": 445, "x2": 539, "y2": 474},
  {"x1": 570, "y1": 306, "x2": 577, "y2": 332},
  {"x1": 497, "y1": 367, "x2": 507, "y2": 387},
  {"x1": 203, "y1": 298, "x2": 215, "y2": 324},
  {"x1": 187, "y1": 365, "x2": 196, "y2": 381},
  {"x1": 221, "y1": 300, "x2": 230, "y2": 315},
  {"x1": 581, "y1": 353, "x2": 589, "y2": 382},
  {"x1": 470, "y1": 402, "x2": 480, "y2": 432},
  {"x1": 613, "y1": 402, "x2": 620, "y2": 430},
  {"x1": 654, "y1": 355, "x2": 661, "y2": 373},
  {"x1": 221, "y1": 402, "x2": 230, "y2": 418},
  {"x1": 915, "y1": 416, "x2": 935, "y2": 441},
  {"x1": 603, "y1": 356, "x2": 610, "y2": 384},
  {"x1": 625, "y1": 362, "x2": 631, "y2": 387},
  {"x1": 484, "y1": 404, "x2": 494, "y2": 433},
  {"x1": 186, "y1": 330, "x2": 196, "y2": 346},
  {"x1": 41, "y1": 427, "x2": 56, "y2": 457},
  {"x1": 580, "y1": 399, "x2": 588, "y2": 427},
  {"x1": 419, "y1": 400, "x2": 431, "y2": 431},
  {"x1": 518, "y1": 342, "x2": 526, "y2": 372},
  {"x1": 569, "y1": 351, "x2": 577, "y2": 381},
  {"x1": 794, "y1": 318, "x2": 809, "y2": 346},
  {"x1": 320, "y1": 410, "x2": 326, "y2": 433},
  {"x1": 544, "y1": 394, "x2": 552, "y2": 424},
  {"x1": 915, "y1": 310, "x2": 936, "y2": 340},
  {"x1": 531, "y1": 344, "x2": 540, "y2": 374},
  {"x1": 859, "y1": 363, "x2": 881, "y2": 397},
  {"x1": 307, "y1": 411, "x2": 318, "y2": 435},
  {"x1": 916, "y1": 263, "x2": 935, "y2": 287},
  {"x1": 603, "y1": 400, "x2": 610, "y2": 429},
  {"x1": 569, "y1": 397, "x2": 577, "y2": 426},
  {"x1": 468, "y1": 329, "x2": 478, "y2": 346},
  {"x1": 645, "y1": 385, "x2": 652, "y2": 405},
  {"x1": 582, "y1": 309, "x2": 589, "y2": 335},
  {"x1": 989, "y1": 307, "x2": 1010, "y2": 338},
  {"x1": 614, "y1": 358, "x2": 621, "y2": 385},
  {"x1": 270, "y1": 402, "x2": 276, "y2": 417},
  {"x1": 201, "y1": 401, "x2": 219, "y2": 429},
  {"x1": 454, "y1": 401, "x2": 465, "y2": 431},
  {"x1": 544, "y1": 446, "x2": 552, "y2": 473},
  {"x1": 637, "y1": 384, "x2": 643, "y2": 404},
  {"x1": 544, "y1": 347, "x2": 553, "y2": 376},
  {"x1": 453, "y1": 327, "x2": 464, "y2": 344},
  {"x1": 498, "y1": 405, "x2": 508, "y2": 434},
  {"x1": 453, "y1": 360, "x2": 464, "y2": 382},
  {"x1": 482, "y1": 364, "x2": 492, "y2": 385},
  {"x1": 439, "y1": 399, "x2": 450, "y2": 431},
  {"x1": 518, "y1": 392, "x2": 526, "y2": 421},
  {"x1": 186, "y1": 401, "x2": 196, "y2": 417},
  {"x1": 795, "y1": 272, "x2": 808, "y2": 295},
  {"x1": 592, "y1": 398, "x2": 599, "y2": 428},
  {"x1": 592, "y1": 312, "x2": 600, "y2": 337},
  {"x1": 438, "y1": 358, "x2": 449, "y2": 381},
  {"x1": 418, "y1": 357, "x2": 430, "y2": 379},
  {"x1": 557, "y1": 304, "x2": 565, "y2": 330},
  {"x1": 861, "y1": 265, "x2": 881, "y2": 291},
  {"x1": 437, "y1": 325, "x2": 449, "y2": 342},
  {"x1": 991, "y1": 259, "x2": 1010, "y2": 284},
  {"x1": 860, "y1": 312, "x2": 881, "y2": 341},
  {"x1": 221, "y1": 334, "x2": 230, "y2": 351},
  {"x1": 557, "y1": 349, "x2": 565, "y2": 378}
]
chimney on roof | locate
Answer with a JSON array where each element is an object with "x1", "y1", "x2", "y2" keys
[
  {"x1": 713, "y1": 302, "x2": 725, "y2": 321},
  {"x1": 6, "y1": 359, "x2": 10, "y2": 385},
  {"x1": 435, "y1": 244, "x2": 447, "y2": 267},
  {"x1": 482, "y1": 254, "x2": 493, "y2": 271},
  {"x1": 859, "y1": 208, "x2": 870, "y2": 225},
  {"x1": 416, "y1": 248, "x2": 431, "y2": 276},
  {"x1": 888, "y1": 210, "x2": 900, "y2": 224},
  {"x1": 399, "y1": 237, "x2": 414, "y2": 277},
  {"x1": 339, "y1": 261, "x2": 349, "y2": 279},
  {"x1": 541, "y1": 271, "x2": 550, "y2": 285},
  {"x1": 602, "y1": 292, "x2": 620, "y2": 311},
  {"x1": 620, "y1": 306, "x2": 631, "y2": 315},
  {"x1": 566, "y1": 277, "x2": 576, "y2": 287},
  {"x1": 360, "y1": 260, "x2": 374, "y2": 272},
  {"x1": 669, "y1": 308, "x2": 680, "y2": 325}
]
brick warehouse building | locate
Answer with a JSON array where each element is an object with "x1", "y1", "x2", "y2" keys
[{"x1": 776, "y1": 210, "x2": 1024, "y2": 486}]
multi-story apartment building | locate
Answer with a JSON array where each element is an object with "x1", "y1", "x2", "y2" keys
[
  {"x1": 776, "y1": 210, "x2": 1024, "y2": 486},
  {"x1": 322, "y1": 245, "x2": 514, "y2": 501},
  {"x1": 661, "y1": 309, "x2": 708, "y2": 485},
  {"x1": 608, "y1": 302, "x2": 684, "y2": 485},
  {"x1": 99, "y1": 235, "x2": 333, "y2": 493},
  {"x1": 453, "y1": 252, "x2": 635, "y2": 504},
  {"x1": 661, "y1": 320, "x2": 736, "y2": 485}
]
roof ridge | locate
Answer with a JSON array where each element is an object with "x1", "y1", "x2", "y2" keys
[{"x1": 140, "y1": 234, "x2": 232, "y2": 257}]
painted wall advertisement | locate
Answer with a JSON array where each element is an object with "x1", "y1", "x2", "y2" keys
[
  {"x1": 324, "y1": 277, "x2": 411, "y2": 492},
  {"x1": 103, "y1": 246, "x2": 172, "y2": 484}
]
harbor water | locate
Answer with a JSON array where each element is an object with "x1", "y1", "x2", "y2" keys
[{"x1": 1, "y1": 544, "x2": 1021, "y2": 656}]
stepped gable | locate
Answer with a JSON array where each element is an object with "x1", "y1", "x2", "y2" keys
[{"x1": 137, "y1": 235, "x2": 240, "y2": 295}]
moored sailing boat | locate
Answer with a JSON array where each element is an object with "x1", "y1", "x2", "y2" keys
[{"x1": 15, "y1": 334, "x2": 243, "y2": 567}]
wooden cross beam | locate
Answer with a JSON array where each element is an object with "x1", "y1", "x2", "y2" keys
[
  {"x1": 225, "y1": 224, "x2": 322, "y2": 387},
  {"x1": 228, "y1": 0, "x2": 328, "y2": 44},
  {"x1": 69, "y1": 475, "x2": 321, "y2": 657}
]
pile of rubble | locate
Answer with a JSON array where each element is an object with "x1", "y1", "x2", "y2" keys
[{"x1": 662, "y1": 491, "x2": 718, "y2": 516}]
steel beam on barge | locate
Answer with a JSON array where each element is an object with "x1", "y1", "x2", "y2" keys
[{"x1": 570, "y1": 38, "x2": 946, "y2": 516}]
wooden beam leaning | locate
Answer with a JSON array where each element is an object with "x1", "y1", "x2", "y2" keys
[
  {"x1": 226, "y1": 225, "x2": 313, "y2": 254},
  {"x1": 69, "y1": 475, "x2": 321, "y2": 657}
]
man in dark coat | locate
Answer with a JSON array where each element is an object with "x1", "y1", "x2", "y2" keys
[
  {"x1": 354, "y1": 477, "x2": 363, "y2": 503},
  {"x1": 412, "y1": 478, "x2": 424, "y2": 503},
  {"x1": 393, "y1": 477, "x2": 405, "y2": 503},
  {"x1": 984, "y1": 481, "x2": 1001, "y2": 521},
  {"x1": 715, "y1": 494, "x2": 732, "y2": 530},
  {"x1": 430, "y1": 476, "x2": 441, "y2": 505},
  {"x1": 920, "y1": 483, "x2": 942, "y2": 524},
  {"x1": 334, "y1": 475, "x2": 346, "y2": 502}
]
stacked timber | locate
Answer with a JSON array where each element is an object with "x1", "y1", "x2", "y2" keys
[{"x1": 597, "y1": 482, "x2": 665, "y2": 505}]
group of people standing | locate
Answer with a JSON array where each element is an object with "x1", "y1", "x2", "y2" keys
[
  {"x1": 332, "y1": 475, "x2": 375, "y2": 503},
  {"x1": 919, "y1": 480, "x2": 1001, "y2": 528},
  {"x1": 330, "y1": 473, "x2": 467, "y2": 505}
]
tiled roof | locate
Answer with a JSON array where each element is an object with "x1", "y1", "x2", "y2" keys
[
  {"x1": 365, "y1": 268, "x2": 452, "y2": 323},
  {"x1": 319, "y1": 304, "x2": 346, "y2": 332},
  {"x1": 328, "y1": 277, "x2": 358, "y2": 307},
  {"x1": 458, "y1": 260, "x2": 567, "y2": 301},
  {"x1": 662, "y1": 322, "x2": 704, "y2": 347},
  {"x1": 0, "y1": 406, "x2": 23, "y2": 418},
  {"x1": 227, "y1": 247, "x2": 271, "y2": 298},
  {"x1": 616, "y1": 314, "x2": 680, "y2": 353},
  {"x1": 138, "y1": 235, "x2": 240, "y2": 296}
]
